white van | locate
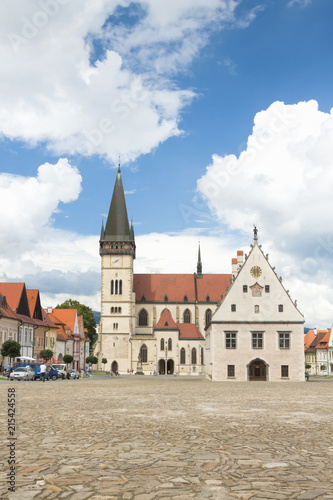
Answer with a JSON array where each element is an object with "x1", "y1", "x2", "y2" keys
[{"x1": 51, "y1": 363, "x2": 67, "y2": 379}]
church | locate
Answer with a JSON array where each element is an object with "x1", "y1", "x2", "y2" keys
[{"x1": 94, "y1": 168, "x2": 305, "y2": 381}]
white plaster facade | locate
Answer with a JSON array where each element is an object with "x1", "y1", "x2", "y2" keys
[{"x1": 206, "y1": 240, "x2": 305, "y2": 382}]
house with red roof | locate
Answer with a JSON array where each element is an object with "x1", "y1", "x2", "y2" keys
[
  {"x1": 0, "y1": 294, "x2": 21, "y2": 367},
  {"x1": 51, "y1": 308, "x2": 80, "y2": 369},
  {"x1": 27, "y1": 289, "x2": 50, "y2": 360},
  {"x1": 0, "y1": 282, "x2": 36, "y2": 359},
  {"x1": 95, "y1": 168, "x2": 305, "y2": 381}
]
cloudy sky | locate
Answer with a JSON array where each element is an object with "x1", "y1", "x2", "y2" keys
[{"x1": 1, "y1": 0, "x2": 333, "y2": 327}]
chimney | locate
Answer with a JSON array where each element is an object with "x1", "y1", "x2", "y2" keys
[
  {"x1": 237, "y1": 250, "x2": 244, "y2": 265},
  {"x1": 232, "y1": 258, "x2": 238, "y2": 278}
]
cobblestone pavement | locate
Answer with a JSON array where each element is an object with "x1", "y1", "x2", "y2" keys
[{"x1": 1, "y1": 376, "x2": 333, "y2": 499}]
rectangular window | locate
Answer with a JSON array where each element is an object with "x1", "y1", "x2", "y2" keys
[
  {"x1": 231, "y1": 304, "x2": 236, "y2": 312},
  {"x1": 279, "y1": 332, "x2": 290, "y2": 349},
  {"x1": 281, "y1": 365, "x2": 289, "y2": 378},
  {"x1": 227, "y1": 365, "x2": 235, "y2": 377},
  {"x1": 225, "y1": 332, "x2": 237, "y2": 349},
  {"x1": 243, "y1": 285, "x2": 248, "y2": 293},
  {"x1": 254, "y1": 305, "x2": 259, "y2": 314},
  {"x1": 265, "y1": 285, "x2": 270, "y2": 293},
  {"x1": 278, "y1": 304, "x2": 283, "y2": 312},
  {"x1": 252, "y1": 332, "x2": 263, "y2": 349}
]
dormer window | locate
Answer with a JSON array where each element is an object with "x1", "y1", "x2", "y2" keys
[
  {"x1": 164, "y1": 295, "x2": 169, "y2": 302},
  {"x1": 184, "y1": 295, "x2": 188, "y2": 302},
  {"x1": 206, "y1": 295, "x2": 210, "y2": 302}
]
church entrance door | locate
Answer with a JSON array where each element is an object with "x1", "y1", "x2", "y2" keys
[
  {"x1": 249, "y1": 359, "x2": 267, "y2": 381},
  {"x1": 167, "y1": 359, "x2": 174, "y2": 375},
  {"x1": 111, "y1": 361, "x2": 118, "y2": 374},
  {"x1": 158, "y1": 359, "x2": 165, "y2": 375}
]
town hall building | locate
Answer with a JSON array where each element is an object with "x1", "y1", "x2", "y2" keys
[{"x1": 94, "y1": 168, "x2": 305, "y2": 381}]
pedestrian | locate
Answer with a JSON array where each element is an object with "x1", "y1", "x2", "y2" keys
[
  {"x1": 40, "y1": 362, "x2": 46, "y2": 382},
  {"x1": 305, "y1": 371, "x2": 310, "y2": 381},
  {"x1": 81, "y1": 369, "x2": 84, "y2": 378}
]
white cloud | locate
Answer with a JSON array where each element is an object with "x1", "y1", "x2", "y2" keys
[
  {"x1": 0, "y1": 0, "x2": 252, "y2": 164},
  {"x1": 287, "y1": 0, "x2": 312, "y2": 7},
  {"x1": 197, "y1": 100, "x2": 333, "y2": 327},
  {"x1": 0, "y1": 158, "x2": 82, "y2": 242}
]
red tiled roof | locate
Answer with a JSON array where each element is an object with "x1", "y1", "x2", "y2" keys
[
  {"x1": 237, "y1": 250, "x2": 244, "y2": 256},
  {"x1": 52, "y1": 309, "x2": 76, "y2": 331},
  {"x1": 178, "y1": 323, "x2": 204, "y2": 340},
  {"x1": 306, "y1": 331, "x2": 327, "y2": 351},
  {"x1": 315, "y1": 330, "x2": 330, "y2": 349},
  {"x1": 304, "y1": 329, "x2": 316, "y2": 350},
  {"x1": 42, "y1": 309, "x2": 58, "y2": 329},
  {"x1": 0, "y1": 283, "x2": 25, "y2": 311},
  {"x1": 0, "y1": 295, "x2": 20, "y2": 321},
  {"x1": 26, "y1": 289, "x2": 38, "y2": 317},
  {"x1": 155, "y1": 309, "x2": 178, "y2": 330},
  {"x1": 134, "y1": 274, "x2": 230, "y2": 303}
]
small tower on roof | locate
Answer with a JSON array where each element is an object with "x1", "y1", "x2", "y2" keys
[{"x1": 196, "y1": 242, "x2": 203, "y2": 278}]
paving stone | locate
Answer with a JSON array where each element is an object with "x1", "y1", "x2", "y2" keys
[{"x1": 2, "y1": 376, "x2": 333, "y2": 499}]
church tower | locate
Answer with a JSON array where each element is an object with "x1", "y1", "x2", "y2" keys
[{"x1": 99, "y1": 167, "x2": 136, "y2": 373}]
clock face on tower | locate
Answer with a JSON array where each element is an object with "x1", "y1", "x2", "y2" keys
[
  {"x1": 250, "y1": 265, "x2": 262, "y2": 278},
  {"x1": 111, "y1": 257, "x2": 121, "y2": 267}
]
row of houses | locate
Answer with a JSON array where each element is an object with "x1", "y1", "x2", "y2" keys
[
  {"x1": 304, "y1": 328, "x2": 333, "y2": 375},
  {"x1": 0, "y1": 282, "x2": 90, "y2": 369}
]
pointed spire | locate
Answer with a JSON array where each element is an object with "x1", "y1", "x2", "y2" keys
[
  {"x1": 196, "y1": 242, "x2": 202, "y2": 278},
  {"x1": 100, "y1": 220, "x2": 105, "y2": 241},
  {"x1": 103, "y1": 166, "x2": 131, "y2": 242},
  {"x1": 130, "y1": 220, "x2": 135, "y2": 242}
]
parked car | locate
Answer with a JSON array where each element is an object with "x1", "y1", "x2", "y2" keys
[
  {"x1": 35, "y1": 365, "x2": 60, "y2": 381},
  {"x1": 67, "y1": 369, "x2": 80, "y2": 379},
  {"x1": 10, "y1": 367, "x2": 35, "y2": 381},
  {"x1": 51, "y1": 363, "x2": 67, "y2": 379}
]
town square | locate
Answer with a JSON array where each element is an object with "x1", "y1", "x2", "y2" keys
[
  {"x1": 1, "y1": 375, "x2": 333, "y2": 499},
  {"x1": 1, "y1": 1, "x2": 333, "y2": 499}
]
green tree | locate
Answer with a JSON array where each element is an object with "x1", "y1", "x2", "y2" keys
[
  {"x1": 102, "y1": 357, "x2": 107, "y2": 370},
  {"x1": 86, "y1": 355, "x2": 98, "y2": 366},
  {"x1": 40, "y1": 349, "x2": 53, "y2": 363},
  {"x1": 63, "y1": 354, "x2": 73, "y2": 366},
  {"x1": 305, "y1": 364, "x2": 311, "y2": 370},
  {"x1": 55, "y1": 299, "x2": 97, "y2": 349},
  {"x1": 1, "y1": 340, "x2": 21, "y2": 362}
]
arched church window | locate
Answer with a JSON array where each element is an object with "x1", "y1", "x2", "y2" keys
[
  {"x1": 111, "y1": 280, "x2": 114, "y2": 295},
  {"x1": 115, "y1": 280, "x2": 118, "y2": 295},
  {"x1": 160, "y1": 338, "x2": 164, "y2": 350},
  {"x1": 180, "y1": 347, "x2": 186, "y2": 364},
  {"x1": 183, "y1": 308, "x2": 191, "y2": 323},
  {"x1": 205, "y1": 309, "x2": 212, "y2": 327},
  {"x1": 201, "y1": 347, "x2": 204, "y2": 365},
  {"x1": 191, "y1": 347, "x2": 197, "y2": 365},
  {"x1": 119, "y1": 280, "x2": 122, "y2": 294},
  {"x1": 168, "y1": 338, "x2": 172, "y2": 351},
  {"x1": 140, "y1": 344, "x2": 147, "y2": 363},
  {"x1": 139, "y1": 309, "x2": 148, "y2": 326}
]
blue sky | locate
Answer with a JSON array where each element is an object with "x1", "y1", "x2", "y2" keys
[{"x1": 1, "y1": 0, "x2": 333, "y2": 327}]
